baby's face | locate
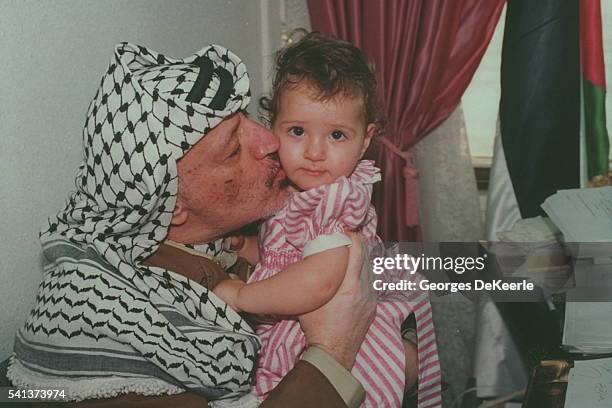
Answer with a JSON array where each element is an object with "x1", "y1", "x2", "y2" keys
[{"x1": 273, "y1": 82, "x2": 374, "y2": 191}]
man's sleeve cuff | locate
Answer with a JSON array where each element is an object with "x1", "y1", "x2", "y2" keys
[{"x1": 300, "y1": 346, "x2": 365, "y2": 408}]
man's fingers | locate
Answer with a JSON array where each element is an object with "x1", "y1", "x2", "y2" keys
[
  {"x1": 344, "y1": 232, "x2": 364, "y2": 280},
  {"x1": 361, "y1": 245, "x2": 376, "y2": 299},
  {"x1": 345, "y1": 232, "x2": 377, "y2": 301},
  {"x1": 229, "y1": 235, "x2": 245, "y2": 251}
]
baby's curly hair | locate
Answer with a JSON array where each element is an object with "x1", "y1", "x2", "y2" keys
[{"x1": 260, "y1": 32, "x2": 383, "y2": 135}]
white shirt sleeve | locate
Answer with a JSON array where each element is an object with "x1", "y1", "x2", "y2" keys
[{"x1": 302, "y1": 232, "x2": 352, "y2": 258}]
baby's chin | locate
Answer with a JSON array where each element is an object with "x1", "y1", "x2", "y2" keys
[
  {"x1": 290, "y1": 180, "x2": 317, "y2": 192},
  {"x1": 290, "y1": 176, "x2": 342, "y2": 192}
]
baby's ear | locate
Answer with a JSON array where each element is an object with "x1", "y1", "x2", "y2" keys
[{"x1": 360, "y1": 123, "x2": 376, "y2": 157}]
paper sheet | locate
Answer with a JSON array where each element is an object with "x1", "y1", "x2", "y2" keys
[
  {"x1": 542, "y1": 187, "x2": 612, "y2": 242},
  {"x1": 565, "y1": 358, "x2": 612, "y2": 408},
  {"x1": 563, "y1": 301, "x2": 612, "y2": 353}
]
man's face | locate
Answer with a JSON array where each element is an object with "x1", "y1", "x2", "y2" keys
[{"x1": 174, "y1": 112, "x2": 287, "y2": 242}]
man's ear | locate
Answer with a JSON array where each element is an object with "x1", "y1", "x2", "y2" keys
[
  {"x1": 170, "y1": 198, "x2": 189, "y2": 226},
  {"x1": 360, "y1": 123, "x2": 376, "y2": 157}
]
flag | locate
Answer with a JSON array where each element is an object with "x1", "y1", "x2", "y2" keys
[
  {"x1": 486, "y1": 0, "x2": 611, "y2": 237},
  {"x1": 480, "y1": 0, "x2": 583, "y2": 397},
  {"x1": 581, "y1": 0, "x2": 611, "y2": 186},
  {"x1": 497, "y1": 0, "x2": 581, "y2": 221}
]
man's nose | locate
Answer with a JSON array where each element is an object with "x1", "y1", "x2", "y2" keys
[
  {"x1": 242, "y1": 116, "x2": 279, "y2": 159},
  {"x1": 304, "y1": 137, "x2": 325, "y2": 161}
]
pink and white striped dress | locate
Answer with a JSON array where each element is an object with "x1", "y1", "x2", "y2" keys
[{"x1": 249, "y1": 160, "x2": 442, "y2": 407}]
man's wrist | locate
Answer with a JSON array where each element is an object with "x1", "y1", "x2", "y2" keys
[
  {"x1": 301, "y1": 346, "x2": 365, "y2": 408},
  {"x1": 308, "y1": 342, "x2": 355, "y2": 371}
]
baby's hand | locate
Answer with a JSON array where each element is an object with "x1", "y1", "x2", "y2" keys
[{"x1": 213, "y1": 279, "x2": 246, "y2": 312}]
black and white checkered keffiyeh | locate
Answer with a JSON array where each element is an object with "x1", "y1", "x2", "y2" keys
[{"x1": 8, "y1": 43, "x2": 259, "y2": 402}]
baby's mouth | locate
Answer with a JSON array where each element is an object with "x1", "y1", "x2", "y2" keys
[{"x1": 301, "y1": 168, "x2": 326, "y2": 176}]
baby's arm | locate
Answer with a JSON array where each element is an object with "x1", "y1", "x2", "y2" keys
[{"x1": 215, "y1": 246, "x2": 349, "y2": 315}]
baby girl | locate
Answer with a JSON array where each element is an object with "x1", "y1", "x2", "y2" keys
[{"x1": 215, "y1": 33, "x2": 441, "y2": 407}]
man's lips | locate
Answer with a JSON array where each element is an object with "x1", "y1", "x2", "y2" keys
[
  {"x1": 274, "y1": 168, "x2": 286, "y2": 180},
  {"x1": 265, "y1": 158, "x2": 285, "y2": 187}
]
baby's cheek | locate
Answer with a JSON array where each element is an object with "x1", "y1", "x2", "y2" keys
[{"x1": 278, "y1": 143, "x2": 296, "y2": 165}]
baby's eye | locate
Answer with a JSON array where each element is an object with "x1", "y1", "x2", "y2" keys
[
  {"x1": 289, "y1": 126, "x2": 305, "y2": 137},
  {"x1": 330, "y1": 130, "x2": 346, "y2": 141}
]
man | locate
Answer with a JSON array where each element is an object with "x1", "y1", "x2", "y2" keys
[{"x1": 7, "y1": 43, "x2": 375, "y2": 408}]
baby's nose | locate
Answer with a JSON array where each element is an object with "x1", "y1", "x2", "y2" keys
[{"x1": 304, "y1": 138, "x2": 325, "y2": 161}]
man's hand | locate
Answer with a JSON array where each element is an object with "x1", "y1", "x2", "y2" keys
[
  {"x1": 230, "y1": 235, "x2": 260, "y2": 266},
  {"x1": 213, "y1": 279, "x2": 246, "y2": 312},
  {"x1": 298, "y1": 232, "x2": 376, "y2": 370}
]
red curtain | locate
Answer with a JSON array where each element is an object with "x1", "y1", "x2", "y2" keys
[{"x1": 308, "y1": 0, "x2": 505, "y2": 241}]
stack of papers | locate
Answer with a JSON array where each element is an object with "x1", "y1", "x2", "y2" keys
[
  {"x1": 541, "y1": 186, "x2": 612, "y2": 242},
  {"x1": 564, "y1": 357, "x2": 612, "y2": 408},
  {"x1": 563, "y1": 301, "x2": 612, "y2": 354},
  {"x1": 497, "y1": 216, "x2": 561, "y2": 243}
]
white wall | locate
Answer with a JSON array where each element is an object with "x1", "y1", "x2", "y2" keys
[{"x1": 0, "y1": 0, "x2": 280, "y2": 360}]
